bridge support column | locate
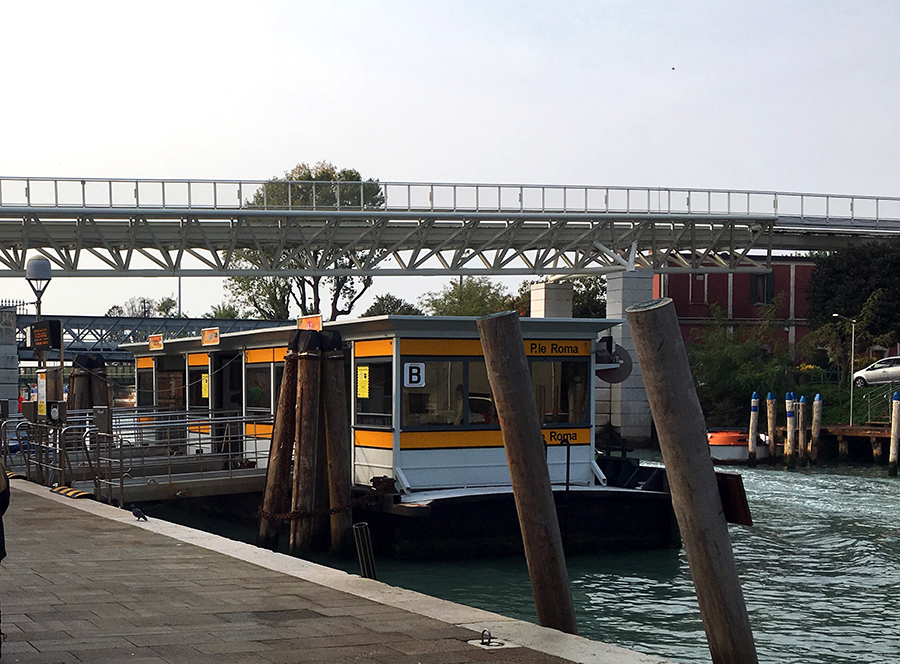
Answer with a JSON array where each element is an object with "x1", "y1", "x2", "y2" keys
[
  {"x1": 605, "y1": 271, "x2": 654, "y2": 444},
  {"x1": 0, "y1": 307, "x2": 17, "y2": 415}
]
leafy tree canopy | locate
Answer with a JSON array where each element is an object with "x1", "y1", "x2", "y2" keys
[
  {"x1": 107, "y1": 295, "x2": 180, "y2": 318},
  {"x1": 203, "y1": 302, "x2": 248, "y2": 319},
  {"x1": 806, "y1": 239, "x2": 900, "y2": 343},
  {"x1": 225, "y1": 161, "x2": 383, "y2": 321},
  {"x1": 687, "y1": 300, "x2": 794, "y2": 426},
  {"x1": 419, "y1": 277, "x2": 512, "y2": 316},
  {"x1": 361, "y1": 294, "x2": 423, "y2": 317}
]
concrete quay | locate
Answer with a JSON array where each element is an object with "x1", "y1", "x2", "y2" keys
[{"x1": 0, "y1": 481, "x2": 672, "y2": 664}]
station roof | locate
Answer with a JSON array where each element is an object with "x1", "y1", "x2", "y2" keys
[{"x1": 125, "y1": 315, "x2": 622, "y2": 357}]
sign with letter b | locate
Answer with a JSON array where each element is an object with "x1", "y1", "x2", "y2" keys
[{"x1": 404, "y1": 363, "x2": 425, "y2": 388}]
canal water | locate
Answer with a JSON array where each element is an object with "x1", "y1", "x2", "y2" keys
[{"x1": 155, "y1": 460, "x2": 900, "y2": 664}]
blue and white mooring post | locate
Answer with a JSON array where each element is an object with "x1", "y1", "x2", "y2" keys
[
  {"x1": 811, "y1": 394, "x2": 823, "y2": 464},
  {"x1": 784, "y1": 392, "x2": 796, "y2": 468},
  {"x1": 797, "y1": 396, "x2": 808, "y2": 465},
  {"x1": 748, "y1": 392, "x2": 759, "y2": 466},
  {"x1": 889, "y1": 392, "x2": 899, "y2": 477},
  {"x1": 766, "y1": 392, "x2": 777, "y2": 458}
]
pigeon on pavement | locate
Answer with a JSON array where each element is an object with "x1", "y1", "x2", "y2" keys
[{"x1": 131, "y1": 505, "x2": 148, "y2": 521}]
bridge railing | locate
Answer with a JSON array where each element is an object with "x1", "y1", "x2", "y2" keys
[{"x1": 2, "y1": 176, "x2": 900, "y2": 222}]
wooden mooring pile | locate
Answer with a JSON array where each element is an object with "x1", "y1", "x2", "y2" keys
[
  {"x1": 256, "y1": 329, "x2": 355, "y2": 557},
  {"x1": 749, "y1": 391, "x2": 900, "y2": 474}
]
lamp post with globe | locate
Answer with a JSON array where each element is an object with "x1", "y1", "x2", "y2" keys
[{"x1": 25, "y1": 257, "x2": 52, "y2": 369}]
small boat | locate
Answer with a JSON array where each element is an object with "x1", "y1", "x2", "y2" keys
[{"x1": 707, "y1": 428, "x2": 769, "y2": 463}]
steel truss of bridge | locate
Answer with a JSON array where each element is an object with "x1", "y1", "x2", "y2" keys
[{"x1": 2, "y1": 177, "x2": 900, "y2": 279}]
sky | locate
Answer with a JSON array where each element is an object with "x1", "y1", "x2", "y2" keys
[{"x1": 1, "y1": 1, "x2": 898, "y2": 317}]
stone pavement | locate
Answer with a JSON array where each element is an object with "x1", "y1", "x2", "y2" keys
[{"x1": 0, "y1": 481, "x2": 672, "y2": 664}]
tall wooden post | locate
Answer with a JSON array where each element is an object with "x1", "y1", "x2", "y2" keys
[
  {"x1": 766, "y1": 392, "x2": 778, "y2": 459},
  {"x1": 626, "y1": 298, "x2": 757, "y2": 664},
  {"x1": 783, "y1": 393, "x2": 795, "y2": 469},
  {"x1": 797, "y1": 396, "x2": 807, "y2": 465},
  {"x1": 747, "y1": 392, "x2": 759, "y2": 466},
  {"x1": 477, "y1": 311, "x2": 578, "y2": 635},
  {"x1": 290, "y1": 331, "x2": 322, "y2": 558},
  {"x1": 321, "y1": 331, "x2": 354, "y2": 554},
  {"x1": 889, "y1": 392, "x2": 899, "y2": 477},
  {"x1": 810, "y1": 394, "x2": 823, "y2": 464},
  {"x1": 257, "y1": 332, "x2": 299, "y2": 550}
]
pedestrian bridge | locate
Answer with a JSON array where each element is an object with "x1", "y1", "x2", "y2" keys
[{"x1": 1, "y1": 176, "x2": 898, "y2": 279}]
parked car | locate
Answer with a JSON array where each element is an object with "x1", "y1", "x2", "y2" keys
[{"x1": 852, "y1": 356, "x2": 900, "y2": 387}]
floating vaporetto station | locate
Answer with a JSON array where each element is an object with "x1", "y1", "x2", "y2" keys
[{"x1": 127, "y1": 315, "x2": 679, "y2": 557}]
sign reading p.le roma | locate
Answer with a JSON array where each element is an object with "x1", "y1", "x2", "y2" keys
[{"x1": 201, "y1": 327, "x2": 220, "y2": 346}]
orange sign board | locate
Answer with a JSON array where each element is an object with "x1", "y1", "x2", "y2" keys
[
  {"x1": 298, "y1": 315, "x2": 323, "y2": 331},
  {"x1": 201, "y1": 327, "x2": 220, "y2": 346},
  {"x1": 148, "y1": 334, "x2": 164, "y2": 351}
]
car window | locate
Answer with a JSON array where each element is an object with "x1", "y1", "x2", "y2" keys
[{"x1": 869, "y1": 361, "x2": 887, "y2": 370}]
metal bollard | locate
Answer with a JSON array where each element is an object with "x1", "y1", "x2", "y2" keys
[{"x1": 352, "y1": 522, "x2": 377, "y2": 580}]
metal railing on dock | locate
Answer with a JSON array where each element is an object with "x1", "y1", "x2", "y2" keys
[
  {"x1": 2, "y1": 408, "x2": 274, "y2": 504},
  {"x1": 862, "y1": 383, "x2": 900, "y2": 424}
]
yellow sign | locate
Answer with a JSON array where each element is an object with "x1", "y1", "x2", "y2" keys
[
  {"x1": 37, "y1": 373, "x2": 47, "y2": 417},
  {"x1": 525, "y1": 340, "x2": 591, "y2": 357},
  {"x1": 357, "y1": 366, "x2": 370, "y2": 398},
  {"x1": 541, "y1": 429, "x2": 590, "y2": 445},
  {"x1": 201, "y1": 373, "x2": 209, "y2": 398},
  {"x1": 148, "y1": 334, "x2": 164, "y2": 351},
  {"x1": 201, "y1": 327, "x2": 220, "y2": 346},
  {"x1": 298, "y1": 315, "x2": 323, "y2": 331}
]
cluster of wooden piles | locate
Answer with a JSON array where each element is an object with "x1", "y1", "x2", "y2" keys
[{"x1": 256, "y1": 329, "x2": 354, "y2": 557}]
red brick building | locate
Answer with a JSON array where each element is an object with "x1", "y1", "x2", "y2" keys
[{"x1": 653, "y1": 257, "x2": 815, "y2": 354}]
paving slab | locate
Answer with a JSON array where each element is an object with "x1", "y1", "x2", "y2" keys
[{"x1": 0, "y1": 481, "x2": 674, "y2": 664}]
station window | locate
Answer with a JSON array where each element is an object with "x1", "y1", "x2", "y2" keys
[
  {"x1": 402, "y1": 360, "x2": 464, "y2": 426},
  {"x1": 466, "y1": 361, "x2": 497, "y2": 425},
  {"x1": 401, "y1": 359, "x2": 498, "y2": 428},
  {"x1": 188, "y1": 368, "x2": 209, "y2": 411},
  {"x1": 245, "y1": 364, "x2": 272, "y2": 414},
  {"x1": 136, "y1": 368, "x2": 154, "y2": 408},
  {"x1": 274, "y1": 363, "x2": 284, "y2": 404},
  {"x1": 530, "y1": 360, "x2": 590, "y2": 425},
  {"x1": 356, "y1": 361, "x2": 392, "y2": 427}
]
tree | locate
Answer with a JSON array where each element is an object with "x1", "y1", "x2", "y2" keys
[
  {"x1": 156, "y1": 296, "x2": 179, "y2": 318},
  {"x1": 572, "y1": 276, "x2": 606, "y2": 318},
  {"x1": 225, "y1": 161, "x2": 384, "y2": 321},
  {"x1": 419, "y1": 277, "x2": 512, "y2": 316},
  {"x1": 224, "y1": 263, "x2": 294, "y2": 320},
  {"x1": 203, "y1": 302, "x2": 247, "y2": 319},
  {"x1": 806, "y1": 239, "x2": 900, "y2": 339},
  {"x1": 106, "y1": 295, "x2": 181, "y2": 318},
  {"x1": 107, "y1": 296, "x2": 157, "y2": 318},
  {"x1": 361, "y1": 294, "x2": 423, "y2": 317},
  {"x1": 800, "y1": 288, "x2": 897, "y2": 382},
  {"x1": 687, "y1": 301, "x2": 794, "y2": 426}
]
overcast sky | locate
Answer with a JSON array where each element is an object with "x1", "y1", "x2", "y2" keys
[{"x1": 2, "y1": 1, "x2": 898, "y2": 316}]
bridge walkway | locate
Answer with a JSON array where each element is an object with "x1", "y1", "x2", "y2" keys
[{"x1": 1, "y1": 480, "x2": 669, "y2": 664}]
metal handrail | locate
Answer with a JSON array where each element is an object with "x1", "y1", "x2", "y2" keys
[
  {"x1": 1, "y1": 176, "x2": 898, "y2": 223},
  {"x1": 862, "y1": 383, "x2": 900, "y2": 423}
]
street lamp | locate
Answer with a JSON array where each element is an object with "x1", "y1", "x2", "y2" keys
[
  {"x1": 833, "y1": 313, "x2": 857, "y2": 427},
  {"x1": 26, "y1": 256, "x2": 52, "y2": 368},
  {"x1": 25, "y1": 256, "x2": 52, "y2": 321}
]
